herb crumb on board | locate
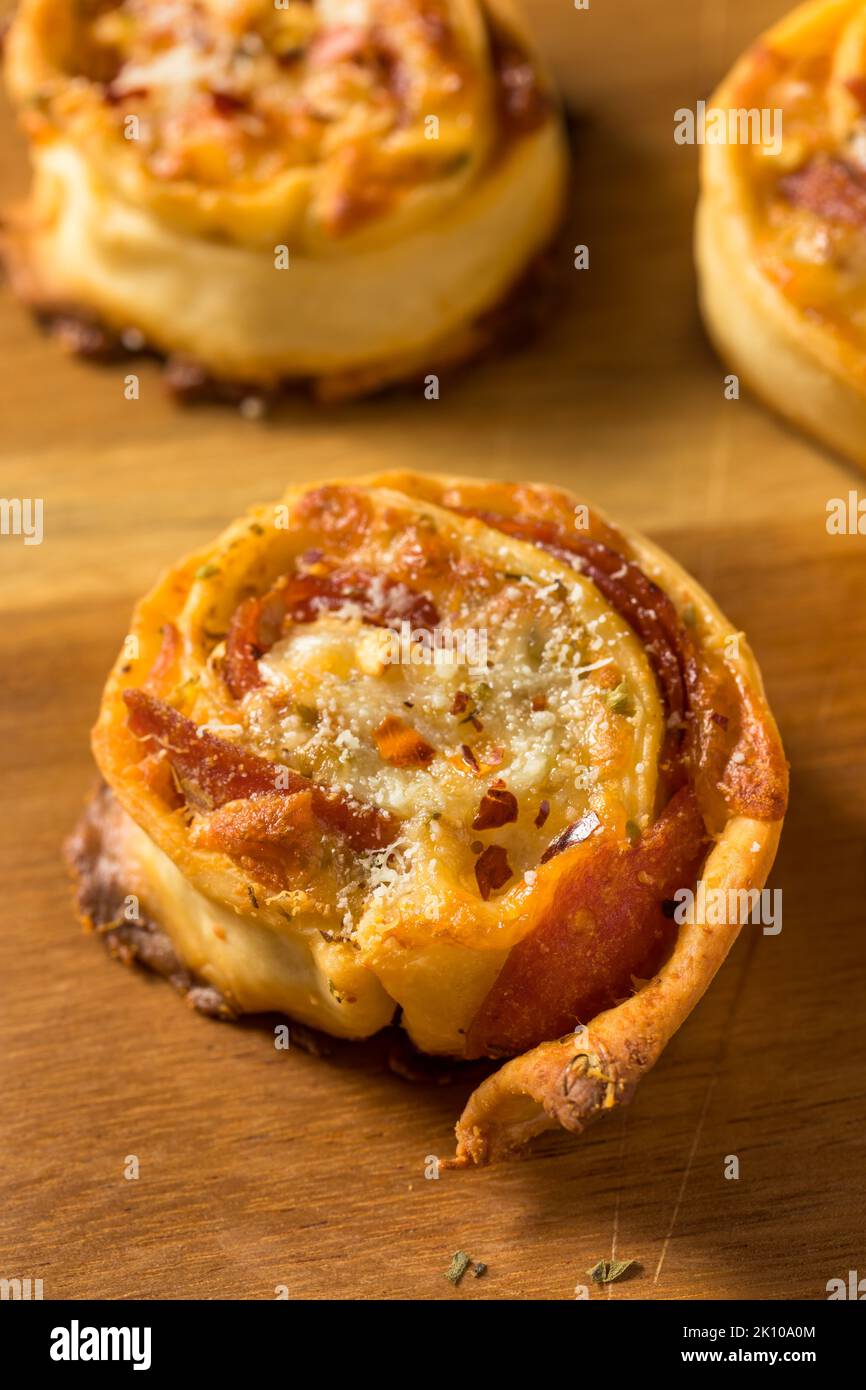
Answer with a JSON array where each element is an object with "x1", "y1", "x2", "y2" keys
[
  {"x1": 587, "y1": 1258, "x2": 638, "y2": 1284},
  {"x1": 445, "y1": 1251, "x2": 487, "y2": 1285}
]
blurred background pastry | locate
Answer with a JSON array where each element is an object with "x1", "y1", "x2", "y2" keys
[
  {"x1": 3, "y1": 0, "x2": 568, "y2": 399},
  {"x1": 697, "y1": 0, "x2": 866, "y2": 467}
]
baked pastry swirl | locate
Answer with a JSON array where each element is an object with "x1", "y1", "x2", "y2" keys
[
  {"x1": 697, "y1": 0, "x2": 866, "y2": 465},
  {"x1": 67, "y1": 473, "x2": 787, "y2": 1164},
  {"x1": 3, "y1": 0, "x2": 567, "y2": 397}
]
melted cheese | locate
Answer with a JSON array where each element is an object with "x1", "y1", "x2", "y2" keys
[{"x1": 248, "y1": 577, "x2": 662, "y2": 886}]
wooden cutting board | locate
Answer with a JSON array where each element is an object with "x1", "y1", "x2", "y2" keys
[{"x1": 1, "y1": 0, "x2": 864, "y2": 1301}]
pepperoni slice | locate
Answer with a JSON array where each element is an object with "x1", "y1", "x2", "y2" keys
[
  {"x1": 223, "y1": 588, "x2": 287, "y2": 698},
  {"x1": 124, "y1": 689, "x2": 397, "y2": 852},
  {"x1": 466, "y1": 786, "x2": 708, "y2": 1057},
  {"x1": 223, "y1": 567, "x2": 439, "y2": 699}
]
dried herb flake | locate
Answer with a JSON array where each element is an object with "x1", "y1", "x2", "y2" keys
[
  {"x1": 445, "y1": 1251, "x2": 472, "y2": 1285},
  {"x1": 587, "y1": 1258, "x2": 636, "y2": 1284},
  {"x1": 606, "y1": 682, "x2": 634, "y2": 716}
]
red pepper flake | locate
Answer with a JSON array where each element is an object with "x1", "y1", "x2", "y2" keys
[
  {"x1": 453, "y1": 689, "x2": 483, "y2": 730},
  {"x1": 460, "y1": 744, "x2": 480, "y2": 772},
  {"x1": 534, "y1": 799, "x2": 550, "y2": 829},
  {"x1": 472, "y1": 785, "x2": 518, "y2": 830},
  {"x1": 374, "y1": 716, "x2": 436, "y2": 768},
  {"x1": 710, "y1": 711, "x2": 729, "y2": 729},
  {"x1": 212, "y1": 90, "x2": 248, "y2": 116},
  {"x1": 474, "y1": 845, "x2": 513, "y2": 900},
  {"x1": 540, "y1": 810, "x2": 601, "y2": 864}
]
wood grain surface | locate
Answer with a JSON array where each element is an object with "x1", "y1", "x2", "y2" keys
[{"x1": 1, "y1": 0, "x2": 865, "y2": 1301}]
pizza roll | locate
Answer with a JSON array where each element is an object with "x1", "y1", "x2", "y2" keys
[
  {"x1": 697, "y1": 0, "x2": 866, "y2": 466},
  {"x1": 3, "y1": 0, "x2": 567, "y2": 398},
  {"x1": 67, "y1": 474, "x2": 787, "y2": 1164}
]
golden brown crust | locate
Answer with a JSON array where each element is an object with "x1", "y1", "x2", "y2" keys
[{"x1": 74, "y1": 472, "x2": 787, "y2": 1163}]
